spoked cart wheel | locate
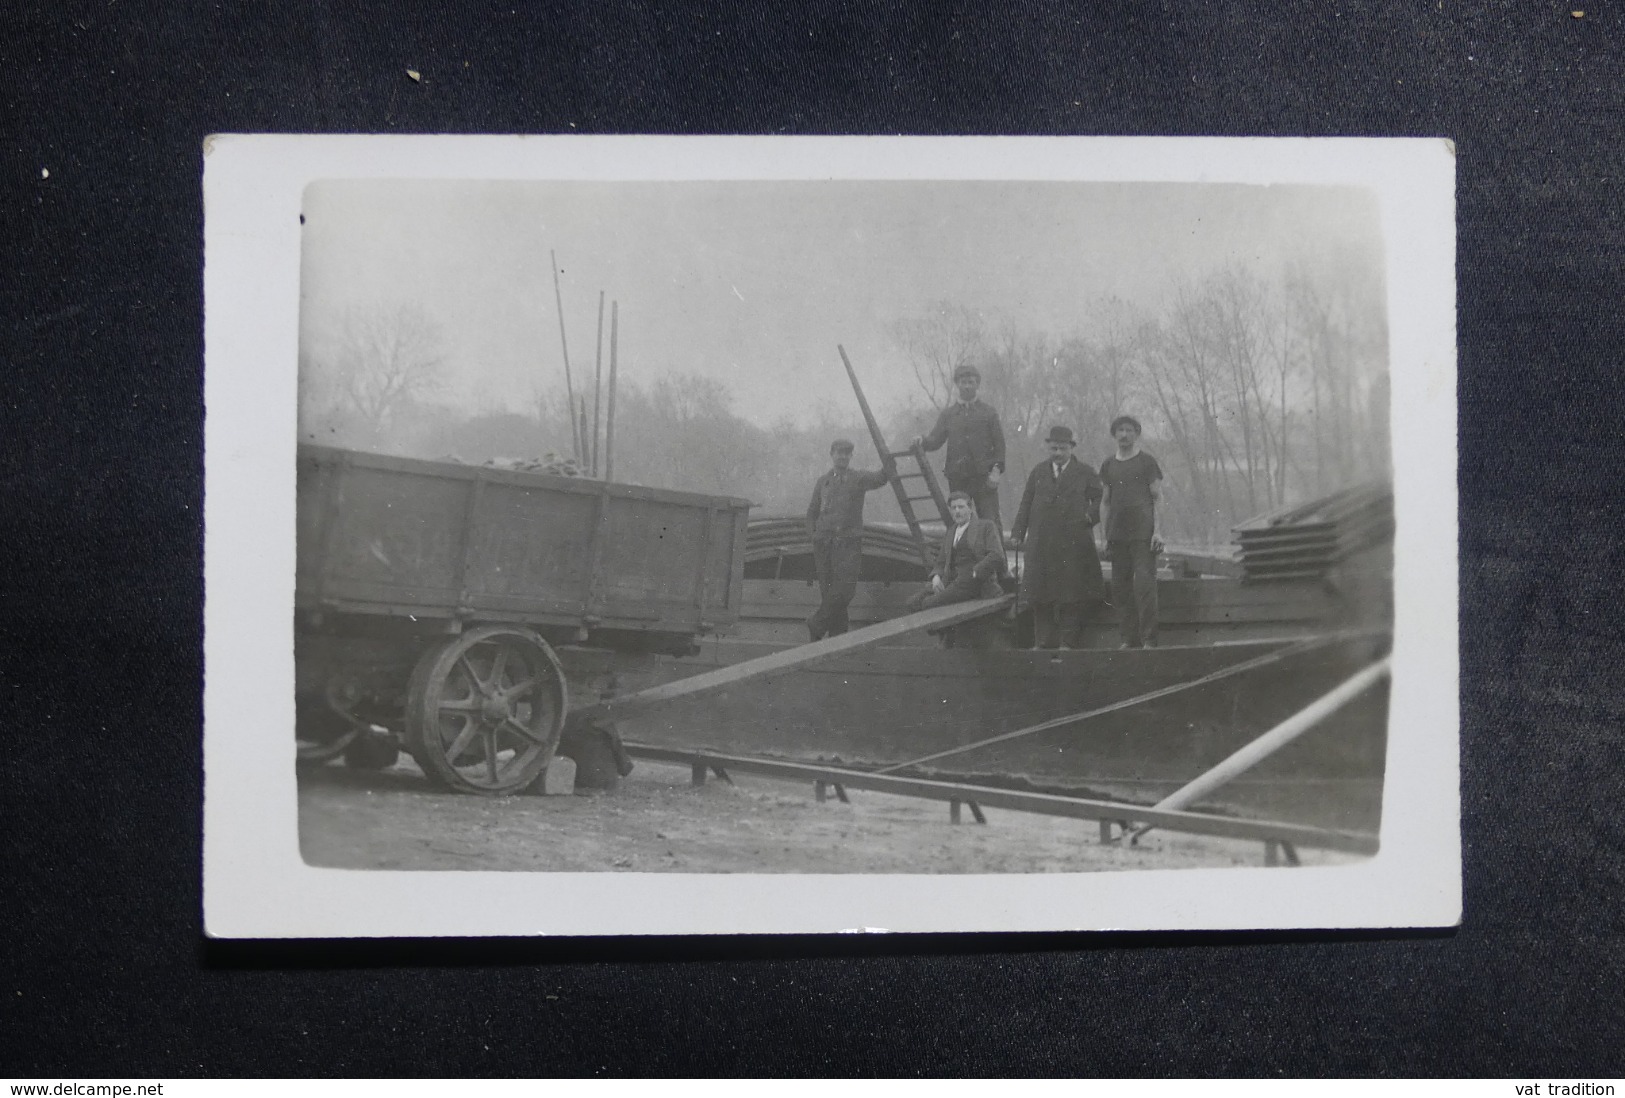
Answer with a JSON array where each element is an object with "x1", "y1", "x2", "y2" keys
[{"x1": 405, "y1": 625, "x2": 569, "y2": 795}]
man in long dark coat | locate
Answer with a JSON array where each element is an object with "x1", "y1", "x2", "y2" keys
[{"x1": 1009, "y1": 425, "x2": 1105, "y2": 650}]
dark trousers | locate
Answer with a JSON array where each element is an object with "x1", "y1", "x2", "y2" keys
[
  {"x1": 1031, "y1": 601, "x2": 1083, "y2": 649},
  {"x1": 947, "y1": 474, "x2": 1001, "y2": 532},
  {"x1": 809, "y1": 535, "x2": 863, "y2": 640},
  {"x1": 1109, "y1": 539, "x2": 1159, "y2": 647},
  {"x1": 907, "y1": 572, "x2": 991, "y2": 613}
]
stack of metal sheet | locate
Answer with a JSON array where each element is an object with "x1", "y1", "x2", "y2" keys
[
  {"x1": 1231, "y1": 483, "x2": 1394, "y2": 583},
  {"x1": 743, "y1": 517, "x2": 933, "y2": 581}
]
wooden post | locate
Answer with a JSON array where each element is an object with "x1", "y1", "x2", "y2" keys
[
  {"x1": 949, "y1": 800, "x2": 962, "y2": 824},
  {"x1": 968, "y1": 802, "x2": 987, "y2": 825},
  {"x1": 577, "y1": 395, "x2": 590, "y2": 473},
  {"x1": 605, "y1": 301, "x2": 618, "y2": 482},
  {"x1": 592, "y1": 290, "x2": 605, "y2": 477},
  {"x1": 833, "y1": 784, "x2": 850, "y2": 804},
  {"x1": 815, "y1": 781, "x2": 828, "y2": 803},
  {"x1": 691, "y1": 763, "x2": 707, "y2": 787},
  {"x1": 549, "y1": 250, "x2": 581, "y2": 462}
]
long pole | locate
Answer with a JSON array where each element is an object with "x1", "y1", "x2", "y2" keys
[
  {"x1": 1129, "y1": 656, "x2": 1392, "y2": 842},
  {"x1": 592, "y1": 290, "x2": 605, "y2": 477},
  {"x1": 577, "y1": 396, "x2": 590, "y2": 475},
  {"x1": 604, "y1": 300, "x2": 619, "y2": 482},
  {"x1": 837, "y1": 344, "x2": 891, "y2": 463},
  {"x1": 550, "y1": 249, "x2": 581, "y2": 462}
]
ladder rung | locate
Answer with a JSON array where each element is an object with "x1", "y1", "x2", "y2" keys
[
  {"x1": 895, "y1": 472, "x2": 924, "y2": 480},
  {"x1": 904, "y1": 495, "x2": 936, "y2": 503}
]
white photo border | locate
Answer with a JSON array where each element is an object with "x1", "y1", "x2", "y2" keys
[{"x1": 202, "y1": 135, "x2": 1459, "y2": 937}]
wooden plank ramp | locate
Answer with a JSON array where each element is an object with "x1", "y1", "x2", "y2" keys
[{"x1": 582, "y1": 594, "x2": 1013, "y2": 720}]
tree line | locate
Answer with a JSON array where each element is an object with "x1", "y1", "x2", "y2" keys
[
  {"x1": 893, "y1": 263, "x2": 1389, "y2": 543},
  {"x1": 301, "y1": 259, "x2": 1388, "y2": 547}
]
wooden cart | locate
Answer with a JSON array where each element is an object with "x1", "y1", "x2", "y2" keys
[{"x1": 294, "y1": 444, "x2": 752, "y2": 794}]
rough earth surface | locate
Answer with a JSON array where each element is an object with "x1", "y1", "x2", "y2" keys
[{"x1": 298, "y1": 755, "x2": 1360, "y2": 874}]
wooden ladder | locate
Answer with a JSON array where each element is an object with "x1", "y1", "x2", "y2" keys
[{"x1": 838, "y1": 345, "x2": 952, "y2": 569}]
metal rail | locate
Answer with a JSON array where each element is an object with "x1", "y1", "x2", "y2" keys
[{"x1": 624, "y1": 742, "x2": 1380, "y2": 859}]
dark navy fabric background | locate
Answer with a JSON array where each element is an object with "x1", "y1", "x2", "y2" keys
[{"x1": 5, "y1": 1, "x2": 1623, "y2": 1077}]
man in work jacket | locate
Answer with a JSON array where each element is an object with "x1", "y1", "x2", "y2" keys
[
  {"x1": 913, "y1": 362, "x2": 1007, "y2": 531},
  {"x1": 805, "y1": 438, "x2": 894, "y2": 641},
  {"x1": 1010, "y1": 425, "x2": 1105, "y2": 650},
  {"x1": 908, "y1": 492, "x2": 1005, "y2": 611}
]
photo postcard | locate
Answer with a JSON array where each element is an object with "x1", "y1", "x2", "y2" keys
[{"x1": 202, "y1": 135, "x2": 1459, "y2": 937}]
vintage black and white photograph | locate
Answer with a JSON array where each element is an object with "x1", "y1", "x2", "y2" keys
[{"x1": 203, "y1": 137, "x2": 1458, "y2": 936}]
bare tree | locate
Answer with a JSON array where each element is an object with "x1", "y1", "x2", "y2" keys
[
  {"x1": 651, "y1": 372, "x2": 734, "y2": 425},
  {"x1": 888, "y1": 302, "x2": 990, "y2": 408},
  {"x1": 317, "y1": 303, "x2": 447, "y2": 438},
  {"x1": 981, "y1": 318, "x2": 1058, "y2": 456},
  {"x1": 1092, "y1": 296, "x2": 1145, "y2": 424}
]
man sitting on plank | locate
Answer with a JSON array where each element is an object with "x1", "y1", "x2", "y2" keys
[{"x1": 908, "y1": 491, "x2": 1005, "y2": 612}]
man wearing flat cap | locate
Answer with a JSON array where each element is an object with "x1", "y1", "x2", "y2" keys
[
  {"x1": 1010, "y1": 425, "x2": 1105, "y2": 650},
  {"x1": 805, "y1": 438, "x2": 894, "y2": 641},
  {"x1": 913, "y1": 362, "x2": 1006, "y2": 531}
]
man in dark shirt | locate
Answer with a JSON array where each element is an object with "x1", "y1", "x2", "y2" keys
[
  {"x1": 1099, "y1": 415, "x2": 1164, "y2": 648},
  {"x1": 805, "y1": 438, "x2": 893, "y2": 641},
  {"x1": 913, "y1": 363, "x2": 1006, "y2": 531}
]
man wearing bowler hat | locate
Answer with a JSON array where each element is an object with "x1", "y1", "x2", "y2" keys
[
  {"x1": 1010, "y1": 425, "x2": 1105, "y2": 650},
  {"x1": 913, "y1": 362, "x2": 1006, "y2": 531},
  {"x1": 805, "y1": 438, "x2": 894, "y2": 641}
]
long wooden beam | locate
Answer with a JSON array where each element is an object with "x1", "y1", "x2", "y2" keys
[
  {"x1": 1154, "y1": 657, "x2": 1392, "y2": 816},
  {"x1": 623, "y1": 743, "x2": 1379, "y2": 855},
  {"x1": 549, "y1": 249, "x2": 580, "y2": 462},
  {"x1": 582, "y1": 595, "x2": 1012, "y2": 720},
  {"x1": 1129, "y1": 656, "x2": 1392, "y2": 845}
]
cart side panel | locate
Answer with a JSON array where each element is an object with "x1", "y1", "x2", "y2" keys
[
  {"x1": 316, "y1": 462, "x2": 472, "y2": 606},
  {"x1": 596, "y1": 496, "x2": 714, "y2": 618},
  {"x1": 294, "y1": 451, "x2": 336, "y2": 602},
  {"x1": 463, "y1": 479, "x2": 598, "y2": 608},
  {"x1": 296, "y1": 444, "x2": 752, "y2": 635}
]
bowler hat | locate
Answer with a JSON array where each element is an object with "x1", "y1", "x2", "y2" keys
[
  {"x1": 952, "y1": 363, "x2": 981, "y2": 381},
  {"x1": 1044, "y1": 425, "x2": 1076, "y2": 446},
  {"x1": 830, "y1": 438, "x2": 855, "y2": 453}
]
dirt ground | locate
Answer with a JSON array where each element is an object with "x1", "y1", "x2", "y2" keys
[{"x1": 297, "y1": 755, "x2": 1359, "y2": 874}]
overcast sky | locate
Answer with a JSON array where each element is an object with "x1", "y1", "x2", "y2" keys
[{"x1": 300, "y1": 180, "x2": 1384, "y2": 428}]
